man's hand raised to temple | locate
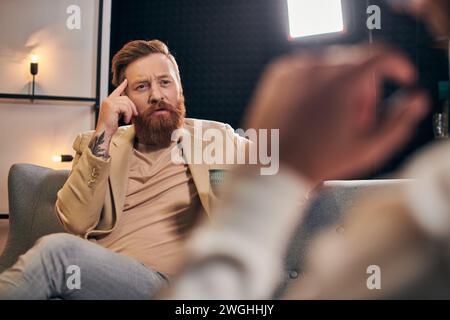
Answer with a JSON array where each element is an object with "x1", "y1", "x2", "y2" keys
[
  {"x1": 244, "y1": 44, "x2": 430, "y2": 184},
  {"x1": 89, "y1": 79, "x2": 138, "y2": 159},
  {"x1": 96, "y1": 79, "x2": 138, "y2": 137}
]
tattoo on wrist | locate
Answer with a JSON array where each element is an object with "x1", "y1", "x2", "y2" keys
[{"x1": 89, "y1": 131, "x2": 109, "y2": 159}]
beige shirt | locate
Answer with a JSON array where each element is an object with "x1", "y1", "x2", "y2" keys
[{"x1": 97, "y1": 142, "x2": 202, "y2": 277}]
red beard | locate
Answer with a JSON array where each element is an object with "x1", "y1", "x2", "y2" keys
[{"x1": 133, "y1": 98, "x2": 186, "y2": 146}]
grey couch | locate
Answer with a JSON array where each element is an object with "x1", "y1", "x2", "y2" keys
[
  {"x1": 0, "y1": 164, "x2": 67, "y2": 272},
  {"x1": 0, "y1": 163, "x2": 409, "y2": 295}
]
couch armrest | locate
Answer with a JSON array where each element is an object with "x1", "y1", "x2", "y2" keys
[{"x1": 0, "y1": 164, "x2": 69, "y2": 272}]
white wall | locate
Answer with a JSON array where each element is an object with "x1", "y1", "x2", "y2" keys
[{"x1": 0, "y1": 0, "x2": 111, "y2": 213}]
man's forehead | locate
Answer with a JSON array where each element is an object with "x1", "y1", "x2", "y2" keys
[{"x1": 126, "y1": 54, "x2": 177, "y2": 80}]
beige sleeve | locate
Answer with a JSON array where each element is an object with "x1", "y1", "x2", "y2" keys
[{"x1": 55, "y1": 133, "x2": 111, "y2": 236}]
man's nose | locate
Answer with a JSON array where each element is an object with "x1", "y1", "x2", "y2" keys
[{"x1": 149, "y1": 86, "x2": 163, "y2": 105}]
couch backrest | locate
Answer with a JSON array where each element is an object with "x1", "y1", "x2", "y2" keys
[{"x1": 0, "y1": 163, "x2": 414, "y2": 297}]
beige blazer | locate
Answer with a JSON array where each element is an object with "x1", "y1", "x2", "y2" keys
[{"x1": 55, "y1": 118, "x2": 248, "y2": 239}]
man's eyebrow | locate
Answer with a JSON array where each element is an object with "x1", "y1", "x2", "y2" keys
[
  {"x1": 156, "y1": 74, "x2": 172, "y2": 79},
  {"x1": 130, "y1": 78, "x2": 150, "y2": 86},
  {"x1": 130, "y1": 74, "x2": 172, "y2": 86}
]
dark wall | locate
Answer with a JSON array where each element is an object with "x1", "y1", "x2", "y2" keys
[{"x1": 110, "y1": 0, "x2": 448, "y2": 177}]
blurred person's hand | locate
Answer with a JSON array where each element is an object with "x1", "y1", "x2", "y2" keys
[
  {"x1": 244, "y1": 44, "x2": 430, "y2": 184},
  {"x1": 389, "y1": 0, "x2": 450, "y2": 38}
]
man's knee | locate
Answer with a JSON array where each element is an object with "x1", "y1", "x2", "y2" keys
[{"x1": 34, "y1": 233, "x2": 84, "y2": 255}]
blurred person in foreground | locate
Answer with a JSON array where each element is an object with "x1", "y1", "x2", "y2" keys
[
  {"x1": 167, "y1": 0, "x2": 450, "y2": 300},
  {"x1": 165, "y1": 42, "x2": 430, "y2": 299},
  {"x1": 284, "y1": 0, "x2": 450, "y2": 300}
]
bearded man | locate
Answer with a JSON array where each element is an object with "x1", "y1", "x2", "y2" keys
[{"x1": 0, "y1": 40, "x2": 248, "y2": 299}]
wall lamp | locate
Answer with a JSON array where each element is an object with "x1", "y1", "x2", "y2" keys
[
  {"x1": 30, "y1": 54, "x2": 39, "y2": 101},
  {"x1": 52, "y1": 154, "x2": 74, "y2": 163}
]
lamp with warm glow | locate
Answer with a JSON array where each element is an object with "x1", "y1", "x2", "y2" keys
[
  {"x1": 30, "y1": 54, "x2": 39, "y2": 64},
  {"x1": 30, "y1": 54, "x2": 39, "y2": 101}
]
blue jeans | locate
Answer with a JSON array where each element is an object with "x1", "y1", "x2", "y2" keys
[{"x1": 0, "y1": 233, "x2": 168, "y2": 299}]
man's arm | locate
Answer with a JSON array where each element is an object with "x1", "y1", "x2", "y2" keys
[
  {"x1": 55, "y1": 79, "x2": 137, "y2": 237},
  {"x1": 88, "y1": 130, "x2": 111, "y2": 160},
  {"x1": 54, "y1": 132, "x2": 112, "y2": 236}
]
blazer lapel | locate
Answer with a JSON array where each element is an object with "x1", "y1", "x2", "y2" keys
[
  {"x1": 109, "y1": 125, "x2": 135, "y2": 223},
  {"x1": 180, "y1": 121, "x2": 211, "y2": 217},
  {"x1": 188, "y1": 142, "x2": 211, "y2": 217}
]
